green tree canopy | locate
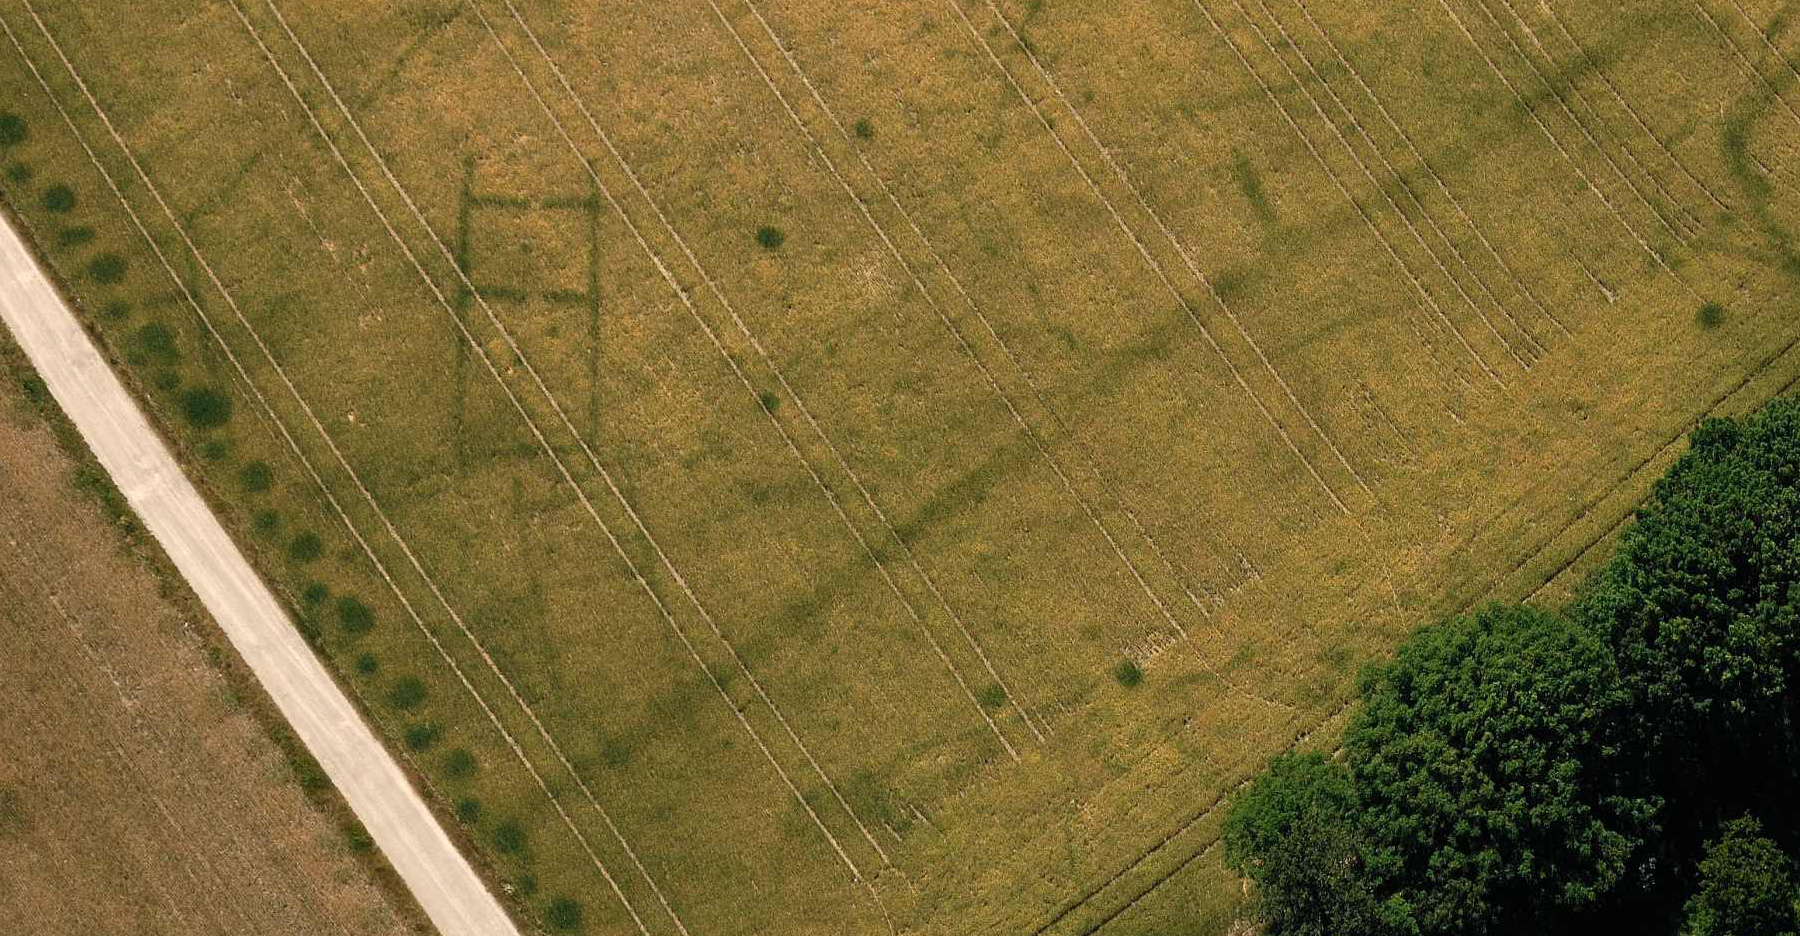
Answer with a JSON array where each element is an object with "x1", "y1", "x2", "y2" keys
[
  {"x1": 1348, "y1": 604, "x2": 1656, "y2": 935},
  {"x1": 1224, "y1": 752, "x2": 1381, "y2": 936},
  {"x1": 1682, "y1": 816, "x2": 1800, "y2": 936}
]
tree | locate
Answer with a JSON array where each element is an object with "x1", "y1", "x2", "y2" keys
[
  {"x1": 1683, "y1": 816, "x2": 1800, "y2": 936},
  {"x1": 1224, "y1": 752, "x2": 1382, "y2": 936},
  {"x1": 1580, "y1": 401, "x2": 1800, "y2": 853},
  {"x1": 1348, "y1": 604, "x2": 1656, "y2": 935}
]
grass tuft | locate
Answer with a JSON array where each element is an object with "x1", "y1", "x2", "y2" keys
[
  {"x1": 1697, "y1": 301, "x2": 1727, "y2": 329},
  {"x1": 755, "y1": 224, "x2": 785, "y2": 250},
  {"x1": 453, "y1": 797, "x2": 481, "y2": 823},
  {"x1": 1113, "y1": 659, "x2": 1144, "y2": 688},
  {"x1": 403, "y1": 721, "x2": 442, "y2": 751},
  {"x1": 336, "y1": 595, "x2": 375, "y2": 635},
  {"x1": 178, "y1": 387, "x2": 231, "y2": 429},
  {"x1": 88, "y1": 253, "x2": 127, "y2": 284},
  {"x1": 444, "y1": 748, "x2": 478, "y2": 780},
  {"x1": 977, "y1": 682, "x2": 1008, "y2": 709},
  {"x1": 854, "y1": 117, "x2": 875, "y2": 140},
  {"x1": 41, "y1": 183, "x2": 74, "y2": 213},
  {"x1": 353, "y1": 652, "x2": 378, "y2": 676},
  {"x1": 287, "y1": 532, "x2": 323, "y2": 563},
  {"x1": 0, "y1": 112, "x2": 25, "y2": 147},
  {"x1": 240, "y1": 460, "x2": 273, "y2": 493},
  {"x1": 546, "y1": 897, "x2": 583, "y2": 931},
  {"x1": 492, "y1": 818, "x2": 527, "y2": 856},
  {"x1": 387, "y1": 676, "x2": 427, "y2": 711}
]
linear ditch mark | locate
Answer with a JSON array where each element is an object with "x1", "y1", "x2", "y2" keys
[
  {"x1": 1, "y1": 9, "x2": 662, "y2": 934},
  {"x1": 1232, "y1": 0, "x2": 1537, "y2": 370},
  {"x1": 483, "y1": 0, "x2": 1043, "y2": 773}
]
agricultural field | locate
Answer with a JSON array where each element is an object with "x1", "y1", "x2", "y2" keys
[
  {"x1": 0, "y1": 0, "x2": 1796, "y2": 933},
  {"x1": 0, "y1": 338, "x2": 424, "y2": 935}
]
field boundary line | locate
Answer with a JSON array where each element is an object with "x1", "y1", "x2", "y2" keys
[
  {"x1": 1233, "y1": 0, "x2": 1537, "y2": 369},
  {"x1": 478, "y1": 0, "x2": 1035, "y2": 773},
  {"x1": 712, "y1": 0, "x2": 1257, "y2": 720},
  {"x1": 1, "y1": 8, "x2": 657, "y2": 933},
  {"x1": 1290, "y1": 0, "x2": 1574, "y2": 337},
  {"x1": 1540, "y1": 0, "x2": 1731, "y2": 213},
  {"x1": 943, "y1": 0, "x2": 1361, "y2": 517},
  {"x1": 1432, "y1": 0, "x2": 1689, "y2": 287},
  {"x1": 969, "y1": 0, "x2": 1375, "y2": 505},
  {"x1": 248, "y1": 0, "x2": 874, "y2": 909},
  {"x1": 1486, "y1": 0, "x2": 1701, "y2": 237},
  {"x1": 729, "y1": 0, "x2": 1255, "y2": 641},
  {"x1": 1189, "y1": 0, "x2": 1508, "y2": 387}
]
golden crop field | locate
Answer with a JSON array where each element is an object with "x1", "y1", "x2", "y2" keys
[{"x1": 1, "y1": 0, "x2": 1796, "y2": 932}]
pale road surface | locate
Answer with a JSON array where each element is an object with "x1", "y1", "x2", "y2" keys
[{"x1": 0, "y1": 209, "x2": 520, "y2": 936}]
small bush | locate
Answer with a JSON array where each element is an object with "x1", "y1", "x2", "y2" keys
[
  {"x1": 0, "y1": 112, "x2": 25, "y2": 147},
  {"x1": 404, "y1": 722, "x2": 442, "y2": 751},
  {"x1": 133, "y1": 321, "x2": 180, "y2": 365},
  {"x1": 302, "y1": 581, "x2": 329, "y2": 605},
  {"x1": 454, "y1": 797, "x2": 481, "y2": 823},
  {"x1": 977, "y1": 682, "x2": 1008, "y2": 709},
  {"x1": 287, "y1": 532, "x2": 323, "y2": 563},
  {"x1": 294, "y1": 755, "x2": 330, "y2": 793},
  {"x1": 5, "y1": 163, "x2": 31, "y2": 184},
  {"x1": 1113, "y1": 659, "x2": 1144, "y2": 688},
  {"x1": 337, "y1": 596, "x2": 374, "y2": 634},
  {"x1": 546, "y1": 897, "x2": 583, "y2": 931},
  {"x1": 444, "y1": 748, "x2": 478, "y2": 779},
  {"x1": 354, "y1": 652, "x2": 378, "y2": 676},
  {"x1": 492, "y1": 819, "x2": 528, "y2": 855},
  {"x1": 252, "y1": 509, "x2": 280, "y2": 534},
  {"x1": 1697, "y1": 301, "x2": 1727, "y2": 329},
  {"x1": 88, "y1": 252, "x2": 127, "y2": 284},
  {"x1": 388, "y1": 676, "x2": 427, "y2": 711},
  {"x1": 101, "y1": 299, "x2": 131, "y2": 320},
  {"x1": 345, "y1": 824, "x2": 375, "y2": 852},
  {"x1": 200, "y1": 438, "x2": 230, "y2": 462},
  {"x1": 854, "y1": 117, "x2": 875, "y2": 140},
  {"x1": 178, "y1": 386, "x2": 232, "y2": 429},
  {"x1": 758, "y1": 389, "x2": 781, "y2": 413},
  {"x1": 240, "y1": 460, "x2": 273, "y2": 493},
  {"x1": 41, "y1": 184, "x2": 75, "y2": 213},
  {"x1": 55, "y1": 226, "x2": 94, "y2": 248},
  {"x1": 754, "y1": 224, "x2": 785, "y2": 250}
]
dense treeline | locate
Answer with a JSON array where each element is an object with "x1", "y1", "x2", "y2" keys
[{"x1": 1225, "y1": 398, "x2": 1800, "y2": 935}]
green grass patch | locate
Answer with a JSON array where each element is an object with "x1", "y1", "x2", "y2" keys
[
  {"x1": 545, "y1": 897, "x2": 583, "y2": 931},
  {"x1": 404, "y1": 721, "x2": 442, "y2": 751},
  {"x1": 287, "y1": 531, "x2": 324, "y2": 563},
  {"x1": 55, "y1": 225, "x2": 94, "y2": 248},
  {"x1": 1113, "y1": 659, "x2": 1144, "y2": 688},
  {"x1": 100, "y1": 299, "x2": 130, "y2": 320},
  {"x1": 0, "y1": 112, "x2": 24, "y2": 147},
  {"x1": 132, "y1": 322, "x2": 180, "y2": 366},
  {"x1": 40, "y1": 183, "x2": 74, "y2": 213},
  {"x1": 336, "y1": 595, "x2": 375, "y2": 635},
  {"x1": 854, "y1": 117, "x2": 875, "y2": 140},
  {"x1": 240, "y1": 459, "x2": 273, "y2": 493},
  {"x1": 443, "y1": 748, "x2": 478, "y2": 780},
  {"x1": 454, "y1": 797, "x2": 481, "y2": 823},
  {"x1": 252, "y1": 509, "x2": 280, "y2": 534},
  {"x1": 977, "y1": 682, "x2": 1008, "y2": 709},
  {"x1": 1697, "y1": 301, "x2": 1727, "y2": 329},
  {"x1": 492, "y1": 818, "x2": 528, "y2": 856},
  {"x1": 354, "y1": 652, "x2": 379, "y2": 676},
  {"x1": 755, "y1": 224, "x2": 785, "y2": 250},
  {"x1": 87, "y1": 252, "x2": 127, "y2": 284},
  {"x1": 387, "y1": 676, "x2": 427, "y2": 711},
  {"x1": 4, "y1": 163, "x2": 30, "y2": 185},
  {"x1": 178, "y1": 386, "x2": 231, "y2": 429}
]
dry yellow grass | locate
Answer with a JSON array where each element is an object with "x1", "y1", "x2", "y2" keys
[{"x1": 1, "y1": 0, "x2": 1797, "y2": 933}]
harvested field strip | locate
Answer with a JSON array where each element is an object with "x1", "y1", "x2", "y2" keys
[
  {"x1": 1291, "y1": 0, "x2": 1576, "y2": 337},
  {"x1": 707, "y1": 0, "x2": 1245, "y2": 705},
  {"x1": 1253, "y1": 0, "x2": 1548, "y2": 360},
  {"x1": 943, "y1": 0, "x2": 1366, "y2": 516},
  {"x1": 240, "y1": 0, "x2": 880, "y2": 912},
  {"x1": 247, "y1": 0, "x2": 892, "y2": 896},
  {"x1": 1191, "y1": 0, "x2": 1509, "y2": 386},
  {"x1": 1228, "y1": 0, "x2": 1538, "y2": 371},
  {"x1": 477, "y1": 0, "x2": 1034, "y2": 769},
  {"x1": 1539, "y1": 1, "x2": 1731, "y2": 213},
  {"x1": 1434, "y1": 0, "x2": 1686, "y2": 282},
  {"x1": 2, "y1": 8, "x2": 667, "y2": 933},
  {"x1": 1485, "y1": 0, "x2": 1701, "y2": 238}
]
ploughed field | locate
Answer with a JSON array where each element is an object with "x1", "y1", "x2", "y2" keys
[{"x1": 0, "y1": 0, "x2": 1794, "y2": 932}]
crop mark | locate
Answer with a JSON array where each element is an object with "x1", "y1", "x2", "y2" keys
[
  {"x1": 1232, "y1": 0, "x2": 1539, "y2": 370},
  {"x1": 1191, "y1": 0, "x2": 1509, "y2": 387},
  {"x1": 0, "y1": 8, "x2": 663, "y2": 933},
  {"x1": 1290, "y1": 0, "x2": 1574, "y2": 337}
]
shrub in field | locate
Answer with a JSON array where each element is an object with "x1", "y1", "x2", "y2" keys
[
  {"x1": 253, "y1": 509, "x2": 280, "y2": 534},
  {"x1": 287, "y1": 532, "x2": 323, "y2": 563},
  {"x1": 200, "y1": 438, "x2": 230, "y2": 461},
  {"x1": 492, "y1": 819, "x2": 527, "y2": 856},
  {"x1": 1697, "y1": 301, "x2": 1727, "y2": 329},
  {"x1": 444, "y1": 748, "x2": 477, "y2": 779},
  {"x1": 345, "y1": 824, "x2": 374, "y2": 852},
  {"x1": 353, "y1": 652, "x2": 378, "y2": 676},
  {"x1": 546, "y1": 897, "x2": 583, "y2": 931},
  {"x1": 5, "y1": 163, "x2": 31, "y2": 184},
  {"x1": 301, "y1": 581, "x2": 329, "y2": 605},
  {"x1": 240, "y1": 460, "x2": 273, "y2": 493},
  {"x1": 337, "y1": 596, "x2": 374, "y2": 635},
  {"x1": 41, "y1": 183, "x2": 74, "y2": 213},
  {"x1": 387, "y1": 676, "x2": 426, "y2": 711},
  {"x1": 0, "y1": 112, "x2": 25, "y2": 147},
  {"x1": 1112, "y1": 659, "x2": 1143, "y2": 688},
  {"x1": 293, "y1": 754, "x2": 330, "y2": 793},
  {"x1": 404, "y1": 721, "x2": 442, "y2": 751},
  {"x1": 55, "y1": 225, "x2": 94, "y2": 248},
  {"x1": 854, "y1": 117, "x2": 875, "y2": 140},
  {"x1": 755, "y1": 224, "x2": 785, "y2": 250},
  {"x1": 977, "y1": 682, "x2": 1008, "y2": 709},
  {"x1": 454, "y1": 798, "x2": 481, "y2": 823},
  {"x1": 178, "y1": 386, "x2": 231, "y2": 429},
  {"x1": 758, "y1": 389, "x2": 781, "y2": 413},
  {"x1": 87, "y1": 252, "x2": 126, "y2": 284},
  {"x1": 132, "y1": 321, "x2": 180, "y2": 365}
]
